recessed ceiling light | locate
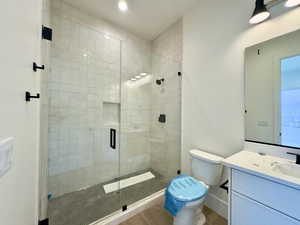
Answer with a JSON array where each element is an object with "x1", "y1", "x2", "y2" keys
[
  {"x1": 135, "y1": 75, "x2": 141, "y2": 79},
  {"x1": 118, "y1": 0, "x2": 128, "y2": 12},
  {"x1": 140, "y1": 73, "x2": 147, "y2": 76},
  {"x1": 131, "y1": 78, "x2": 136, "y2": 81},
  {"x1": 285, "y1": 0, "x2": 300, "y2": 7}
]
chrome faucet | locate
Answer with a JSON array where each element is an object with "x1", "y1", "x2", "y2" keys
[{"x1": 287, "y1": 152, "x2": 300, "y2": 165}]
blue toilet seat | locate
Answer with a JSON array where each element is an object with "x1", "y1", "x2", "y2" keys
[
  {"x1": 168, "y1": 175, "x2": 208, "y2": 201},
  {"x1": 164, "y1": 175, "x2": 208, "y2": 216}
]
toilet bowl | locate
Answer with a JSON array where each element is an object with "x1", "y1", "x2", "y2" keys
[
  {"x1": 170, "y1": 179, "x2": 209, "y2": 225},
  {"x1": 173, "y1": 186, "x2": 209, "y2": 225},
  {"x1": 166, "y1": 149, "x2": 224, "y2": 225},
  {"x1": 174, "y1": 200, "x2": 205, "y2": 225}
]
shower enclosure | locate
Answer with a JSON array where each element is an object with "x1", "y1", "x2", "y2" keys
[{"x1": 40, "y1": 1, "x2": 182, "y2": 224}]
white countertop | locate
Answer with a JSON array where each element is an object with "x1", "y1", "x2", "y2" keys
[{"x1": 223, "y1": 151, "x2": 300, "y2": 190}]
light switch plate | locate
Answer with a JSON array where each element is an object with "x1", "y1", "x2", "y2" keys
[{"x1": 0, "y1": 137, "x2": 14, "y2": 178}]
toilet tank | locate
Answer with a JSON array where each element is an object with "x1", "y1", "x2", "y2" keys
[{"x1": 189, "y1": 149, "x2": 224, "y2": 186}]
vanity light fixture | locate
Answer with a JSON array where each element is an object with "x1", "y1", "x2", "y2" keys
[
  {"x1": 140, "y1": 72, "x2": 148, "y2": 76},
  {"x1": 249, "y1": 0, "x2": 270, "y2": 24},
  {"x1": 135, "y1": 75, "x2": 141, "y2": 79},
  {"x1": 130, "y1": 78, "x2": 137, "y2": 81},
  {"x1": 285, "y1": 0, "x2": 300, "y2": 7},
  {"x1": 250, "y1": 0, "x2": 300, "y2": 24},
  {"x1": 118, "y1": 0, "x2": 128, "y2": 12}
]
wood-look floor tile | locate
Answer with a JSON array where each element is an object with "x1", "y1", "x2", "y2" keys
[
  {"x1": 119, "y1": 214, "x2": 150, "y2": 225},
  {"x1": 141, "y1": 205, "x2": 173, "y2": 225},
  {"x1": 120, "y1": 204, "x2": 227, "y2": 225},
  {"x1": 203, "y1": 206, "x2": 227, "y2": 225}
]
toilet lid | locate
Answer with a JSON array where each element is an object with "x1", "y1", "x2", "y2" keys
[{"x1": 167, "y1": 175, "x2": 208, "y2": 202}]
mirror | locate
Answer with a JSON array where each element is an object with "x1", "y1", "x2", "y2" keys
[{"x1": 245, "y1": 29, "x2": 300, "y2": 149}]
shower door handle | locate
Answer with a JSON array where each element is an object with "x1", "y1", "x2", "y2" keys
[{"x1": 110, "y1": 128, "x2": 116, "y2": 149}]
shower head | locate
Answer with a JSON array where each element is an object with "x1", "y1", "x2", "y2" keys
[{"x1": 156, "y1": 78, "x2": 165, "y2": 85}]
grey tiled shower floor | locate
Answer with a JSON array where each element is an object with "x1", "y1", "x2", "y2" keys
[{"x1": 48, "y1": 170, "x2": 168, "y2": 225}]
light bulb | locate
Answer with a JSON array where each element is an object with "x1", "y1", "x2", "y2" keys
[
  {"x1": 285, "y1": 0, "x2": 300, "y2": 7},
  {"x1": 249, "y1": 11, "x2": 270, "y2": 24}
]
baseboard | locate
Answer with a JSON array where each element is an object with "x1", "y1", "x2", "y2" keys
[
  {"x1": 38, "y1": 218, "x2": 49, "y2": 225},
  {"x1": 204, "y1": 193, "x2": 228, "y2": 219}
]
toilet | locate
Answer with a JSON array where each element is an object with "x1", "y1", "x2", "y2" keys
[{"x1": 166, "y1": 149, "x2": 224, "y2": 225}]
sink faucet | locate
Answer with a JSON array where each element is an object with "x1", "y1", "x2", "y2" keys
[{"x1": 287, "y1": 152, "x2": 300, "y2": 165}]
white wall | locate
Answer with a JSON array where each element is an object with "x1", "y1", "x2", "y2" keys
[
  {"x1": 0, "y1": 0, "x2": 42, "y2": 225},
  {"x1": 182, "y1": 0, "x2": 300, "y2": 218}
]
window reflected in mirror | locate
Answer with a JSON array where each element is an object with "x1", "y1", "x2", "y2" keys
[{"x1": 281, "y1": 55, "x2": 300, "y2": 147}]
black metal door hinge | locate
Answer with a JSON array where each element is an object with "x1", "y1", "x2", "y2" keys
[
  {"x1": 158, "y1": 114, "x2": 166, "y2": 123},
  {"x1": 39, "y1": 218, "x2": 49, "y2": 225},
  {"x1": 178, "y1": 72, "x2": 182, "y2": 76},
  {"x1": 42, "y1": 25, "x2": 52, "y2": 41},
  {"x1": 25, "y1": 92, "x2": 40, "y2": 102}
]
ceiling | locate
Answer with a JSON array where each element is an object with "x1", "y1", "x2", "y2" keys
[{"x1": 63, "y1": 0, "x2": 199, "y2": 40}]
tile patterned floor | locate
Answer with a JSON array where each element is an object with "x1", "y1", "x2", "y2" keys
[
  {"x1": 48, "y1": 170, "x2": 167, "y2": 225},
  {"x1": 120, "y1": 204, "x2": 227, "y2": 225}
]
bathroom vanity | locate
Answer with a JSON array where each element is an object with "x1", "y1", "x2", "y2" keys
[{"x1": 223, "y1": 151, "x2": 300, "y2": 225}]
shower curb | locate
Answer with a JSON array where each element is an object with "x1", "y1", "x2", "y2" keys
[{"x1": 90, "y1": 189, "x2": 165, "y2": 225}]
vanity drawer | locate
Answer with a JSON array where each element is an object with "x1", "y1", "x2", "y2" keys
[
  {"x1": 231, "y1": 192, "x2": 300, "y2": 225},
  {"x1": 231, "y1": 169, "x2": 300, "y2": 220}
]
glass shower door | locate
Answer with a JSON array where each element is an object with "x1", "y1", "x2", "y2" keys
[
  {"x1": 119, "y1": 70, "x2": 155, "y2": 207},
  {"x1": 119, "y1": 50, "x2": 182, "y2": 208},
  {"x1": 47, "y1": 5, "x2": 122, "y2": 224}
]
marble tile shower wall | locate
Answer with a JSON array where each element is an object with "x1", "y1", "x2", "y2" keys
[
  {"x1": 120, "y1": 80, "x2": 152, "y2": 176},
  {"x1": 48, "y1": 0, "x2": 152, "y2": 197},
  {"x1": 150, "y1": 21, "x2": 183, "y2": 180},
  {"x1": 46, "y1": 0, "x2": 182, "y2": 198},
  {"x1": 120, "y1": 23, "x2": 152, "y2": 177}
]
